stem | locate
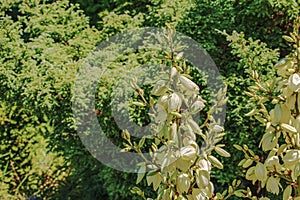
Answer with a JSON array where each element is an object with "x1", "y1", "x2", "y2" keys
[
  {"x1": 200, "y1": 105, "x2": 217, "y2": 129},
  {"x1": 296, "y1": 93, "x2": 300, "y2": 116},
  {"x1": 10, "y1": 160, "x2": 20, "y2": 183},
  {"x1": 297, "y1": 176, "x2": 300, "y2": 197},
  {"x1": 273, "y1": 171, "x2": 293, "y2": 183},
  {"x1": 136, "y1": 148, "x2": 150, "y2": 163},
  {"x1": 15, "y1": 173, "x2": 29, "y2": 197},
  {"x1": 176, "y1": 121, "x2": 182, "y2": 148}
]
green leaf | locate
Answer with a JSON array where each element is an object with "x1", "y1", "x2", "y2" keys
[
  {"x1": 136, "y1": 164, "x2": 146, "y2": 184},
  {"x1": 282, "y1": 35, "x2": 294, "y2": 43},
  {"x1": 208, "y1": 155, "x2": 223, "y2": 169},
  {"x1": 214, "y1": 146, "x2": 231, "y2": 157},
  {"x1": 234, "y1": 189, "x2": 245, "y2": 197},
  {"x1": 132, "y1": 101, "x2": 146, "y2": 107},
  {"x1": 130, "y1": 186, "x2": 145, "y2": 198},
  {"x1": 138, "y1": 137, "x2": 145, "y2": 147},
  {"x1": 245, "y1": 109, "x2": 259, "y2": 116},
  {"x1": 266, "y1": 176, "x2": 280, "y2": 195},
  {"x1": 281, "y1": 123, "x2": 297, "y2": 134},
  {"x1": 243, "y1": 159, "x2": 254, "y2": 168},
  {"x1": 177, "y1": 173, "x2": 191, "y2": 194},
  {"x1": 292, "y1": 162, "x2": 300, "y2": 180},
  {"x1": 196, "y1": 169, "x2": 209, "y2": 188},
  {"x1": 283, "y1": 185, "x2": 292, "y2": 200},
  {"x1": 255, "y1": 163, "x2": 267, "y2": 181},
  {"x1": 233, "y1": 144, "x2": 243, "y2": 151}
]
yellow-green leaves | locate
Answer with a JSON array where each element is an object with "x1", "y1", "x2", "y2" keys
[
  {"x1": 214, "y1": 146, "x2": 231, "y2": 158},
  {"x1": 196, "y1": 169, "x2": 210, "y2": 188},
  {"x1": 259, "y1": 197, "x2": 270, "y2": 200},
  {"x1": 136, "y1": 163, "x2": 146, "y2": 184},
  {"x1": 177, "y1": 173, "x2": 191, "y2": 194},
  {"x1": 242, "y1": 159, "x2": 254, "y2": 168},
  {"x1": 245, "y1": 108, "x2": 259, "y2": 117},
  {"x1": 146, "y1": 172, "x2": 162, "y2": 191},
  {"x1": 132, "y1": 101, "x2": 146, "y2": 107},
  {"x1": 292, "y1": 162, "x2": 300, "y2": 181},
  {"x1": 297, "y1": 92, "x2": 300, "y2": 113},
  {"x1": 155, "y1": 104, "x2": 167, "y2": 122},
  {"x1": 295, "y1": 115, "x2": 300, "y2": 132},
  {"x1": 233, "y1": 144, "x2": 243, "y2": 151},
  {"x1": 161, "y1": 152, "x2": 177, "y2": 172},
  {"x1": 266, "y1": 176, "x2": 280, "y2": 195},
  {"x1": 281, "y1": 123, "x2": 297, "y2": 134},
  {"x1": 255, "y1": 163, "x2": 267, "y2": 182},
  {"x1": 246, "y1": 166, "x2": 257, "y2": 184},
  {"x1": 130, "y1": 187, "x2": 145, "y2": 198},
  {"x1": 212, "y1": 125, "x2": 224, "y2": 132},
  {"x1": 190, "y1": 99, "x2": 205, "y2": 114},
  {"x1": 169, "y1": 122, "x2": 179, "y2": 144},
  {"x1": 283, "y1": 185, "x2": 292, "y2": 200},
  {"x1": 208, "y1": 155, "x2": 223, "y2": 169},
  {"x1": 271, "y1": 104, "x2": 281, "y2": 123},
  {"x1": 260, "y1": 132, "x2": 277, "y2": 151},
  {"x1": 187, "y1": 118, "x2": 202, "y2": 134},
  {"x1": 232, "y1": 19, "x2": 300, "y2": 200},
  {"x1": 283, "y1": 35, "x2": 295, "y2": 43},
  {"x1": 270, "y1": 104, "x2": 290, "y2": 124},
  {"x1": 197, "y1": 159, "x2": 211, "y2": 172},
  {"x1": 170, "y1": 67, "x2": 178, "y2": 79}
]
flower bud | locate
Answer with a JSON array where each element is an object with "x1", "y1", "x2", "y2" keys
[
  {"x1": 265, "y1": 156, "x2": 281, "y2": 170},
  {"x1": 180, "y1": 146, "x2": 197, "y2": 160},
  {"x1": 170, "y1": 67, "x2": 178, "y2": 79},
  {"x1": 282, "y1": 150, "x2": 300, "y2": 168},
  {"x1": 179, "y1": 75, "x2": 199, "y2": 92},
  {"x1": 177, "y1": 173, "x2": 191, "y2": 194},
  {"x1": 198, "y1": 159, "x2": 211, "y2": 171},
  {"x1": 212, "y1": 125, "x2": 223, "y2": 132},
  {"x1": 190, "y1": 100, "x2": 205, "y2": 114},
  {"x1": 288, "y1": 73, "x2": 300, "y2": 92}
]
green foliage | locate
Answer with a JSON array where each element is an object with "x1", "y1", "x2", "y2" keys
[{"x1": 0, "y1": 0, "x2": 103, "y2": 199}]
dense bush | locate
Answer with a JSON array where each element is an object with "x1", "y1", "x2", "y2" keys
[{"x1": 0, "y1": 0, "x2": 104, "y2": 199}]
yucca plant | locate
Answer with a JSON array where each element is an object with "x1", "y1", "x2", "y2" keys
[
  {"x1": 121, "y1": 26, "x2": 235, "y2": 200},
  {"x1": 225, "y1": 18, "x2": 300, "y2": 200}
]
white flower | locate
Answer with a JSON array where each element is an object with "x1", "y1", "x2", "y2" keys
[
  {"x1": 177, "y1": 173, "x2": 191, "y2": 194},
  {"x1": 168, "y1": 92, "x2": 182, "y2": 112},
  {"x1": 288, "y1": 73, "x2": 300, "y2": 92}
]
